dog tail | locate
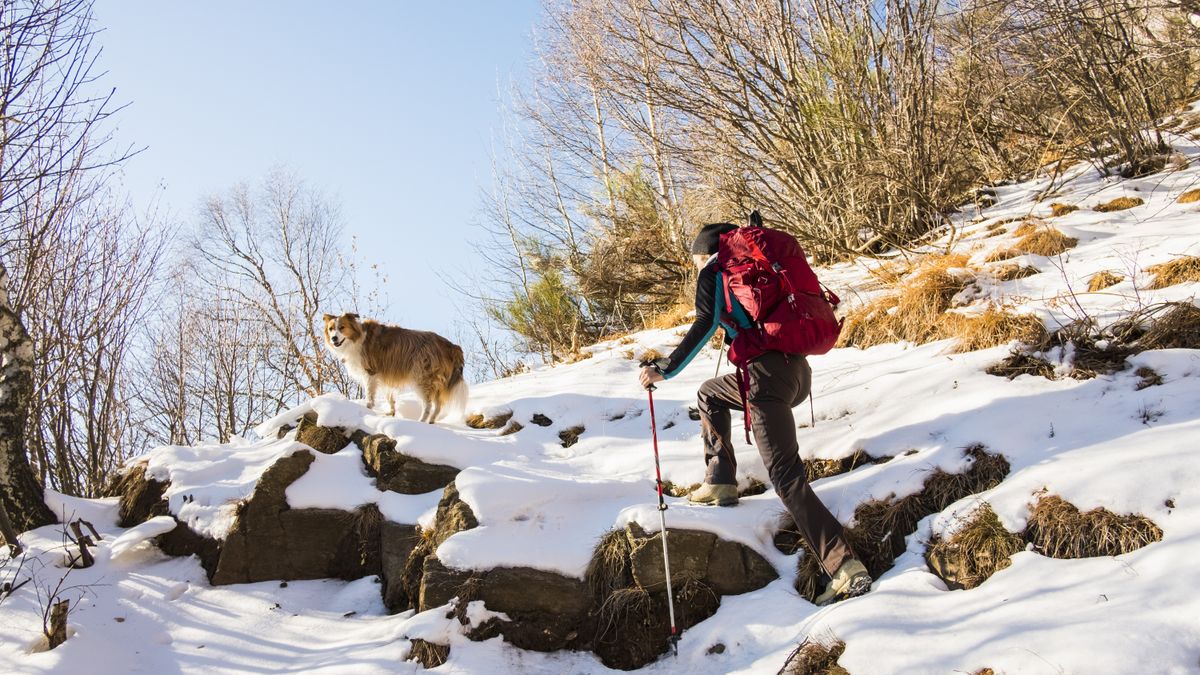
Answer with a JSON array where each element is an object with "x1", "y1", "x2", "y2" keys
[{"x1": 445, "y1": 362, "x2": 469, "y2": 422}]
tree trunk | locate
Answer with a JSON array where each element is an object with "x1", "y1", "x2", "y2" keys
[{"x1": 0, "y1": 262, "x2": 57, "y2": 533}]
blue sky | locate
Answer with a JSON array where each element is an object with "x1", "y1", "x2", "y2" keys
[{"x1": 94, "y1": 1, "x2": 542, "y2": 338}]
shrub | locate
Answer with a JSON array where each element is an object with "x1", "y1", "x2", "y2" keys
[{"x1": 1094, "y1": 196, "x2": 1144, "y2": 212}]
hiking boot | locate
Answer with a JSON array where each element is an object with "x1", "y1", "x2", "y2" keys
[
  {"x1": 813, "y1": 558, "x2": 872, "y2": 606},
  {"x1": 687, "y1": 483, "x2": 738, "y2": 506}
]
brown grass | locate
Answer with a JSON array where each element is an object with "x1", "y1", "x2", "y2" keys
[
  {"x1": 780, "y1": 640, "x2": 850, "y2": 675},
  {"x1": 1146, "y1": 257, "x2": 1200, "y2": 289},
  {"x1": 984, "y1": 248, "x2": 1021, "y2": 263},
  {"x1": 1134, "y1": 366, "x2": 1163, "y2": 390},
  {"x1": 839, "y1": 254, "x2": 973, "y2": 348},
  {"x1": 1011, "y1": 219, "x2": 1042, "y2": 237},
  {"x1": 1094, "y1": 196, "x2": 1144, "y2": 212},
  {"x1": 1014, "y1": 229, "x2": 1078, "y2": 257},
  {"x1": 499, "y1": 421, "x2": 524, "y2": 436},
  {"x1": 637, "y1": 348, "x2": 664, "y2": 364},
  {"x1": 559, "y1": 425, "x2": 585, "y2": 448},
  {"x1": 1178, "y1": 189, "x2": 1200, "y2": 204},
  {"x1": 1087, "y1": 270, "x2": 1124, "y2": 292},
  {"x1": 408, "y1": 639, "x2": 449, "y2": 668},
  {"x1": 945, "y1": 310, "x2": 1048, "y2": 353},
  {"x1": 805, "y1": 449, "x2": 889, "y2": 482},
  {"x1": 1025, "y1": 495, "x2": 1162, "y2": 559},
  {"x1": 925, "y1": 503, "x2": 1023, "y2": 590},
  {"x1": 1136, "y1": 302, "x2": 1200, "y2": 350},
  {"x1": 465, "y1": 411, "x2": 514, "y2": 430},
  {"x1": 1049, "y1": 203, "x2": 1079, "y2": 217},
  {"x1": 993, "y1": 264, "x2": 1040, "y2": 282},
  {"x1": 986, "y1": 351, "x2": 1057, "y2": 380},
  {"x1": 647, "y1": 301, "x2": 694, "y2": 329},
  {"x1": 586, "y1": 529, "x2": 635, "y2": 601}
]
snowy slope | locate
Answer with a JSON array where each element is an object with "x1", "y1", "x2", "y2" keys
[{"x1": 3, "y1": 119, "x2": 1200, "y2": 673}]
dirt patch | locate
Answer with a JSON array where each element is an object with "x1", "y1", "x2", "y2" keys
[
  {"x1": 794, "y1": 445, "x2": 1010, "y2": 601},
  {"x1": 1146, "y1": 257, "x2": 1200, "y2": 289},
  {"x1": 465, "y1": 410, "x2": 514, "y2": 429},
  {"x1": 1088, "y1": 270, "x2": 1124, "y2": 291},
  {"x1": 925, "y1": 503, "x2": 1024, "y2": 590},
  {"x1": 1025, "y1": 495, "x2": 1162, "y2": 559},
  {"x1": 1094, "y1": 196, "x2": 1145, "y2": 212},
  {"x1": 780, "y1": 639, "x2": 850, "y2": 675}
]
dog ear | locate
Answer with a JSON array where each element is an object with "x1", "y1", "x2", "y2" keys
[
  {"x1": 322, "y1": 313, "x2": 334, "y2": 322},
  {"x1": 346, "y1": 313, "x2": 360, "y2": 321}
]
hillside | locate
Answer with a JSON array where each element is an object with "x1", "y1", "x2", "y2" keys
[{"x1": 3, "y1": 111, "x2": 1200, "y2": 673}]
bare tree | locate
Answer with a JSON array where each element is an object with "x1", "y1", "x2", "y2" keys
[{"x1": 0, "y1": 261, "x2": 56, "y2": 536}]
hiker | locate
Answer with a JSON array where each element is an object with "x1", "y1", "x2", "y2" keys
[{"x1": 637, "y1": 215, "x2": 871, "y2": 605}]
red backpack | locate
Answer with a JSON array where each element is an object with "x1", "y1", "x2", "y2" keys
[{"x1": 717, "y1": 214, "x2": 842, "y2": 367}]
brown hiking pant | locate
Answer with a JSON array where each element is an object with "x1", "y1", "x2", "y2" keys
[{"x1": 697, "y1": 351, "x2": 853, "y2": 576}]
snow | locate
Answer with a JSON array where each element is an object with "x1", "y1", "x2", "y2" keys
[{"x1": 4, "y1": 126, "x2": 1200, "y2": 672}]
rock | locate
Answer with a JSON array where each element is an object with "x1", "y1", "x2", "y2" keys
[
  {"x1": 380, "y1": 521, "x2": 422, "y2": 611},
  {"x1": 418, "y1": 556, "x2": 473, "y2": 611},
  {"x1": 112, "y1": 462, "x2": 169, "y2": 527},
  {"x1": 210, "y1": 451, "x2": 380, "y2": 584},
  {"x1": 359, "y1": 433, "x2": 460, "y2": 494},
  {"x1": 294, "y1": 412, "x2": 351, "y2": 454},
  {"x1": 627, "y1": 524, "x2": 715, "y2": 590},
  {"x1": 399, "y1": 483, "x2": 479, "y2": 611},
  {"x1": 156, "y1": 519, "x2": 221, "y2": 577},
  {"x1": 705, "y1": 538, "x2": 778, "y2": 596}
]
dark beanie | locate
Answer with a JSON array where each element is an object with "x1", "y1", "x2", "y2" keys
[{"x1": 691, "y1": 222, "x2": 738, "y2": 255}]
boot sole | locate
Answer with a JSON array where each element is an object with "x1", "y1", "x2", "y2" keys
[{"x1": 687, "y1": 497, "x2": 739, "y2": 507}]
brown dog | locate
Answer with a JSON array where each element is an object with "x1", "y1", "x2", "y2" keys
[{"x1": 322, "y1": 313, "x2": 468, "y2": 423}]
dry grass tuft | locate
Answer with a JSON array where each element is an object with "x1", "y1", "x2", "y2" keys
[
  {"x1": 945, "y1": 310, "x2": 1048, "y2": 353},
  {"x1": 647, "y1": 301, "x2": 694, "y2": 329},
  {"x1": 1011, "y1": 219, "x2": 1042, "y2": 237},
  {"x1": 839, "y1": 254, "x2": 973, "y2": 349},
  {"x1": 1014, "y1": 228, "x2": 1078, "y2": 257},
  {"x1": 1146, "y1": 257, "x2": 1200, "y2": 289},
  {"x1": 780, "y1": 640, "x2": 850, "y2": 675},
  {"x1": 1178, "y1": 189, "x2": 1200, "y2": 204},
  {"x1": 1049, "y1": 203, "x2": 1079, "y2": 217},
  {"x1": 795, "y1": 446, "x2": 1010, "y2": 599},
  {"x1": 465, "y1": 411, "x2": 513, "y2": 430},
  {"x1": 1087, "y1": 270, "x2": 1124, "y2": 292},
  {"x1": 925, "y1": 503, "x2": 1024, "y2": 590},
  {"x1": 984, "y1": 248, "x2": 1021, "y2": 263},
  {"x1": 986, "y1": 351, "x2": 1057, "y2": 380},
  {"x1": 1134, "y1": 366, "x2": 1163, "y2": 390},
  {"x1": 1094, "y1": 196, "x2": 1144, "y2": 212},
  {"x1": 637, "y1": 348, "x2": 664, "y2": 364},
  {"x1": 993, "y1": 264, "x2": 1040, "y2": 282},
  {"x1": 586, "y1": 529, "x2": 635, "y2": 601},
  {"x1": 499, "y1": 420, "x2": 524, "y2": 436},
  {"x1": 408, "y1": 639, "x2": 450, "y2": 668},
  {"x1": 559, "y1": 425, "x2": 586, "y2": 448},
  {"x1": 804, "y1": 449, "x2": 888, "y2": 482},
  {"x1": 1136, "y1": 302, "x2": 1200, "y2": 349},
  {"x1": 1025, "y1": 495, "x2": 1162, "y2": 559}
]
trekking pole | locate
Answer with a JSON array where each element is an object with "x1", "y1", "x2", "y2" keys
[{"x1": 645, "y1": 384, "x2": 680, "y2": 655}]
